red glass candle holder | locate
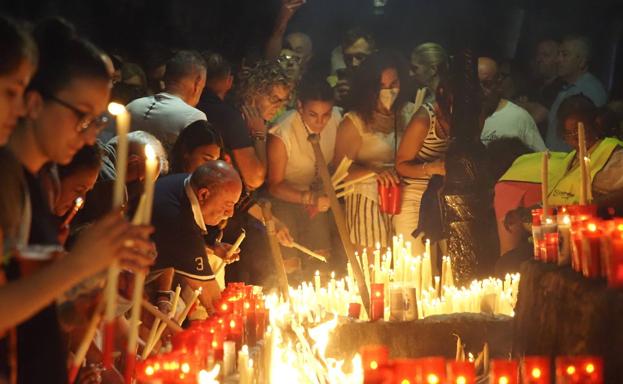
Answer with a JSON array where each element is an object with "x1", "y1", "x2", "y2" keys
[
  {"x1": 490, "y1": 359, "x2": 518, "y2": 384},
  {"x1": 556, "y1": 356, "x2": 603, "y2": 384},
  {"x1": 582, "y1": 222, "x2": 603, "y2": 278},
  {"x1": 544, "y1": 232, "x2": 559, "y2": 263},
  {"x1": 606, "y1": 230, "x2": 623, "y2": 288},
  {"x1": 255, "y1": 306, "x2": 268, "y2": 339},
  {"x1": 415, "y1": 357, "x2": 446, "y2": 384},
  {"x1": 521, "y1": 356, "x2": 551, "y2": 384},
  {"x1": 392, "y1": 358, "x2": 419, "y2": 384},
  {"x1": 348, "y1": 302, "x2": 362, "y2": 319},
  {"x1": 361, "y1": 345, "x2": 390, "y2": 384},
  {"x1": 371, "y1": 283, "x2": 385, "y2": 321},
  {"x1": 378, "y1": 183, "x2": 402, "y2": 215},
  {"x1": 447, "y1": 361, "x2": 475, "y2": 384},
  {"x1": 570, "y1": 220, "x2": 588, "y2": 272}
]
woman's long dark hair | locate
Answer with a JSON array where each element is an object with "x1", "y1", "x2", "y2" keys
[
  {"x1": 170, "y1": 120, "x2": 223, "y2": 174},
  {"x1": 58, "y1": 145, "x2": 102, "y2": 180},
  {"x1": 347, "y1": 50, "x2": 410, "y2": 124}
]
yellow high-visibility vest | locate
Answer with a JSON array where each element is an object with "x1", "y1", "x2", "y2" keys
[{"x1": 499, "y1": 138, "x2": 623, "y2": 205}]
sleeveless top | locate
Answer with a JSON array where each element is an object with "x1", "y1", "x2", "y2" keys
[
  {"x1": 344, "y1": 108, "x2": 410, "y2": 202},
  {"x1": 270, "y1": 108, "x2": 340, "y2": 191},
  {"x1": 404, "y1": 103, "x2": 450, "y2": 186}
]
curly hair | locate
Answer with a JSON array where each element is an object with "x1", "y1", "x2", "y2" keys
[
  {"x1": 232, "y1": 60, "x2": 292, "y2": 106},
  {"x1": 347, "y1": 50, "x2": 410, "y2": 124}
]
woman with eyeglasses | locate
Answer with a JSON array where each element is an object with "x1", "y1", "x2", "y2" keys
[
  {"x1": 0, "y1": 18, "x2": 154, "y2": 384},
  {"x1": 333, "y1": 51, "x2": 411, "y2": 251}
]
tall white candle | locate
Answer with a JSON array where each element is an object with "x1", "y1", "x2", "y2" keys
[
  {"x1": 541, "y1": 150, "x2": 549, "y2": 215},
  {"x1": 578, "y1": 122, "x2": 588, "y2": 205},
  {"x1": 108, "y1": 102, "x2": 130, "y2": 209},
  {"x1": 142, "y1": 144, "x2": 158, "y2": 223},
  {"x1": 223, "y1": 341, "x2": 236, "y2": 376}
]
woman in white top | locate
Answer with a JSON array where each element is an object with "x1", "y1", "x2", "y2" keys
[
  {"x1": 333, "y1": 51, "x2": 411, "y2": 249},
  {"x1": 267, "y1": 77, "x2": 341, "y2": 269}
]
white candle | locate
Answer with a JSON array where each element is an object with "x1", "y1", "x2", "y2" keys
[
  {"x1": 578, "y1": 122, "x2": 588, "y2": 205},
  {"x1": 223, "y1": 341, "x2": 236, "y2": 376},
  {"x1": 238, "y1": 345, "x2": 249, "y2": 383},
  {"x1": 314, "y1": 270, "x2": 321, "y2": 293},
  {"x1": 541, "y1": 150, "x2": 549, "y2": 216},
  {"x1": 108, "y1": 102, "x2": 130, "y2": 209},
  {"x1": 373, "y1": 248, "x2": 381, "y2": 283},
  {"x1": 142, "y1": 144, "x2": 158, "y2": 223}
]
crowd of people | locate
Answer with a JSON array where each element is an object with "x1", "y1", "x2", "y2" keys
[{"x1": 0, "y1": 3, "x2": 622, "y2": 383}]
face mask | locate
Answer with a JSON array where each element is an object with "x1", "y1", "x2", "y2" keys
[{"x1": 379, "y1": 88, "x2": 400, "y2": 110}]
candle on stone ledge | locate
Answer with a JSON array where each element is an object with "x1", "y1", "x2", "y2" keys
[
  {"x1": 416, "y1": 356, "x2": 446, "y2": 384},
  {"x1": 522, "y1": 356, "x2": 550, "y2": 384},
  {"x1": 544, "y1": 232, "x2": 559, "y2": 263},
  {"x1": 361, "y1": 345, "x2": 389, "y2": 384},
  {"x1": 556, "y1": 356, "x2": 603, "y2": 384},
  {"x1": 558, "y1": 213, "x2": 572, "y2": 265},
  {"x1": 607, "y1": 224, "x2": 623, "y2": 288},
  {"x1": 370, "y1": 283, "x2": 385, "y2": 321}
]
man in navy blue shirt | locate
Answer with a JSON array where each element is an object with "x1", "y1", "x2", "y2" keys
[{"x1": 151, "y1": 160, "x2": 242, "y2": 311}]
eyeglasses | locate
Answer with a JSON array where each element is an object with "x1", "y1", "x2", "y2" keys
[
  {"x1": 43, "y1": 93, "x2": 109, "y2": 135},
  {"x1": 277, "y1": 54, "x2": 302, "y2": 65},
  {"x1": 343, "y1": 52, "x2": 369, "y2": 65},
  {"x1": 268, "y1": 93, "x2": 289, "y2": 106}
]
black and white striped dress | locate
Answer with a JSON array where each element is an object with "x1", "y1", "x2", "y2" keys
[
  {"x1": 394, "y1": 103, "x2": 450, "y2": 252},
  {"x1": 343, "y1": 111, "x2": 401, "y2": 248}
]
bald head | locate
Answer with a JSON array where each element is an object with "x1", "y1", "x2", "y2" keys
[
  {"x1": 191, "y1": 160, "x2": 242, "y2": 225},
  {"x1": 558, "y1": 35, "x2": 591, "y2": 82},
  {"x1": 478, "y1": 57, "x2": 498, "y2": 82},
  {"x1": 190, "y1": 160, "x2": 241, "y2": 190},
  {"x1": 285, "y1": 32, "x2": 313, "y2": 64}
]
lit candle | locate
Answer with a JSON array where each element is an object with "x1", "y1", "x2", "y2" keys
[
  {"x1": 447, "y1": 361, "x2": 476, "y2": 384},
  {"x1": 238, "y1": 345, "x2": 249, "y2": 384},
  {"x1": 490, "y1": 359, "x2": 518, "y2": 384},
  {"x1": 223, "y1": 340, "x2": 236, "y2": 376},
  {"x1": 522, "y1": 356, "x2": 550, "y2": 384},
  {"x1": 581, "y1": 222, "x2": 602, "y2": 278},
  {"x1": 374, "y1": 243, "x2": 381, "y2": 283},
  {"x1": 558, "y1": 214, "x2": 572, "y2": 265},
  {"x1": 103, "y1": 102, "x2": 130, "y2": 369},
  {"x1": 416, "y1": 357, "x2": 446, "y2": 384},
  {"x1": 370, "y1": 283, "x2": 385, "y2": 321},
  {"x1": 607, "y1": 225, "x2": 623, "y2": 288},
  {"x1": 142, "y1": 144, "x2": 158, "y2": 223},
  {"x1": 314, "y1": 270, "x2": 321, "y2": 293}
]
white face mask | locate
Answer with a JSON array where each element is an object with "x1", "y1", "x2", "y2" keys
[{"x1": 379, "y1": 88, "x2": 400, "y2": 110}]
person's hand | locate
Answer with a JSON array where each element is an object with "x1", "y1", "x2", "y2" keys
[
  {"x1": 67, "y1": 211, "x2": 155, "y2": 278},
  {"x1": 278, "y1": 0, "x2": 305, "y2": 24},
  {"x1": 275, "y1": 223, "x2": 294, "y2": 247},
  {"x1": 316, "y1": 196, "x2": 330, "y2": 212},
  {"x1": 242, "y1": 104, "x2": 267, "y2": 138},
  {"x1": 209, "y1": 242, "x2": 240, "y2": 264},
  {"x1": 335, "y1": 79, "x2": 350, "y2": 103},
  {"x1": 376, "y1": 168, "x2": 400, "y2": 187},
  {"x1": 76, "y1": 364, "x2": 103, "y2": 384}
]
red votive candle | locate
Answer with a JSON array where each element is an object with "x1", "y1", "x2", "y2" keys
[
  {"x1": 532, "y1": 210, "x2": 543, "y2": 260},
  {"x1": 490, "y1": 359, "x2": 518, "y2": 384},
  {"x1": 544, "y1": 232, "x2": 559, "y2": 263},
  {"x1": 522, "y1": 356, "x2": 551, "y2": 384},
  {"x1": 607, "y1": 227, "x2": 623, "y2": 288},
  {"x1": 226, "y1": 314, "x2": 243, "y2": 349},
  {"x1": 370, "y1": 283, "x2": 385, "y2": 321},
  {"x1": 392, "y1": 358, "x2": 419, "y2": 384},
  {"x1": 581, "y1": 222, "x2": 603, "y2": 278},
  {"x1": 348, "y1": 302, "x2": 362, "y2": 319},
  {"x1": 244, "y1": 300, "x2": 257, "y2": 347},
  {"x1": 556, "y1": 356, "x2": 603, "y2": 384},
  {"x1": 361, "y1": 345, "x2": 390, "y2": 384},
  {"x1": 415, "y1": 357, "x2": 446, "y2": 384},
  {"x1": 447, "y1": 361, "x2": 475, "y2": 384},
  {"x1": 570, "y1": 220, "x2": 588, "y2": 272}
]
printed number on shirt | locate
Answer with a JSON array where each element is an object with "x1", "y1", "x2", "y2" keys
[{"x1": 195, "y1": 256, "x2": 205, "y2": 271}]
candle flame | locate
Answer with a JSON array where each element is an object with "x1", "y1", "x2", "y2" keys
[
  {"x1": 566, "y1": 365, "x2": 576, "y2": 375},
  {"x1": 456, "y1": 377, "x2": 467, "y2": 384},
  {"x1": 588, "y1": 223, "x2": 597, "y2": 232},
  {"x1": 426, "y1": 373, "x2": 440, "y2": 384},
  {"x1": 74, "y1": 197, "x2": 84, "y2": 209},
  {"x1": 197, "y1": 364, "x2": 220, "y2": 384},
  {"x1": 107, "y1": 102, "x2": 126, "y2": 116},
  {"x1": 563, "y1": 215, "x2": 571, "y2": 225},
  {"x1": 531, "y1": 367, "x2": 542, "y2": 378},
  {"x1": 499, "y1": 377, "x2": 509, "y2": 384},
  {"x1": 585, "y1": 363, "x2": 595, "y2": 373}
]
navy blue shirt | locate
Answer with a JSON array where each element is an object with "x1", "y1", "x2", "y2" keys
[
  {"x1": 197, "y1": 90, "x2": 253, "y2": 151},
  {"x1": 151, "y1": 174, "x2": 215, "y2": 281}
]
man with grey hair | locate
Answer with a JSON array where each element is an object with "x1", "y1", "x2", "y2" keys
[
  {"x1": 545, "y1": 35, "x2": 607, "y2": 151},
  {"x1": 127, "y1": 50, "x2": 208, "y2": 151},
  {"x1": 151, "y1": 160, "x2": 243, "y2": 311}
]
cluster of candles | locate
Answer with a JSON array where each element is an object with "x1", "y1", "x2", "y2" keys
[
  {"x1": 136, "y1": 282, "x2": 268, "y2": 384},
  {"x1": 289, "y1": 235, "x2": 519, "y2": 322},
  {"x1": 531, "y1": 204, "x2": 623, "y2": 287},
  {"x1": 360, "y1": 344, "x2": 603, "y2": 384}
]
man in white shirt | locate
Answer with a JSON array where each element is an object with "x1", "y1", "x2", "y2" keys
[
  {"x1": 126, "y1": 50, "x2": 207, "y2": 151},
  {"x1": 479, "y1": 57, "x2": 546, "y2": 151}
]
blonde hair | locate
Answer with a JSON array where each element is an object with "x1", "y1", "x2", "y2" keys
[{"x1": 411, "y1": 43, "x2": 449, "y2": 73}]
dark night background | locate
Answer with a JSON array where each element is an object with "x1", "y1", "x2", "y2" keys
[{"x1": 1, "y1": 0, "x2": 622, "y2": 97}]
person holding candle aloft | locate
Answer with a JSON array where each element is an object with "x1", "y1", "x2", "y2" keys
[
  {"x1": 1, "y1": 19, "x2": 157, "y2": 383},
  {"x1": 495, "y1": 95, "x2": 623, "y2": 272}
]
